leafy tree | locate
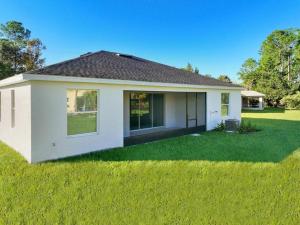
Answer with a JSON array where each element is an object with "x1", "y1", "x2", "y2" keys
[
  {"x1": 183, "y1": 63, "x2": 200, "y2": 74},
  {"x1": 280, "y1": 91, "x2": 300, "y2": 109},
  {"x1": 218, "y1": 75, "x2": 232, "y2": 83},
  {"x1": 0, "y1": 21, "x2": 45, "y2": 79},
  {"x1": 238, "y1": 29, "x2": 300, "y2": 106},
  {"x1": 238, "y1": 58, "x2": 259, "y2": 89},
  {"x1": 0, "y1": 61, "x2": 13, "y2": 80},
  {"x1": 255, "y1": 71, "x2": 289, "y2": 106},
  {"x1": 184, "y1": 63, "x2": 194, "y2": 72},
  {"x1": 260, "y1": 29, "x2": 300, "y2": 82},
  {"x1": 23, "y1": 39, "x2": 45, "y2": 71},
  {"x1": 0, "y1": 21, "x2": 30, "y2": 43}
]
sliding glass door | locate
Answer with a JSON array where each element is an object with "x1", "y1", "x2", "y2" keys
[
  {"x1": 139, "y1": 93, "x2": 152, "y2": 129},
  {"x1": 130, "y1": 92, "x2": 164, "y2": 130},
  {"x1": 129, "y1": 93, "x2": 140, "y2": 130}
]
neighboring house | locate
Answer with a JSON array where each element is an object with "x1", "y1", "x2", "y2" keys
[
  {"x1": 241, "y1": 90, "x2": 265, "y2": 110},
  {"x1": 0, "y1": 51, "x2": 243, "y2": 163}
]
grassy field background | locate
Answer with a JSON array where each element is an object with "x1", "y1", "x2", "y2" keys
[{"x1": 0, "y1": 108, "x2": 299, "y2": 224}]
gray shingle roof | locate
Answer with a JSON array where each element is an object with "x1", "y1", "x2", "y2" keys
[{"x1": 27, "y1": 50, "x2": 241, "y2": 88}]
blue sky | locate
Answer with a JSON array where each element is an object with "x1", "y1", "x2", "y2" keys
[{"x1": 1, "y1": 0, "x2": 300, "y2": 82}]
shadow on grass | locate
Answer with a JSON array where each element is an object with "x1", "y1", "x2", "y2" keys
[{"x1": 57, "y1": 118, "x2": 300, "y2": 164}]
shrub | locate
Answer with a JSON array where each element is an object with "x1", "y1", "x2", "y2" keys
[
  {"x1": 238, "y1": 120, "x2": 258, "y2": 134},
  {"x1": 280, "y1": 92, "x2": 300, "y2": 109},
  {"x1": 214, "y1": 121, "x2": 225, "y2": 131},
  {"x1": 214, "y1": 120, "x2": 259, "y2": 134}
]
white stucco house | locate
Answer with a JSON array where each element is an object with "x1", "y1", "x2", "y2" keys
[{"x1": 0, "y1": 51, "x2": 243, "y2": 163}]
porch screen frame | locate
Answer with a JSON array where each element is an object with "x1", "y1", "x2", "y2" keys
[{"x1": 186, "y1": 92, "x2": 207, "y2": 128}]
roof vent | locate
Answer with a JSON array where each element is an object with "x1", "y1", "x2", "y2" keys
[
  {"x1": 80, "y1": 52, "x2": 92, "y2": 57},
  {"x1": 115, "y1": 53, "x2": 146, "y2": 62},
  {"x1": 115, "y1": 53, "x2": 133, "y2": 59}
]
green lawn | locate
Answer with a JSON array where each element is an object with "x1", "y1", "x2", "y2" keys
[{"x1": 1, "y1": 108, "x2": 300, "y2": 224}]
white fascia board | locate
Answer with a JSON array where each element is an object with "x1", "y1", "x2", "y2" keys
[
  {"x1": 1, "y1": 73, "x2": 244, "y2": 90},
  {"x1": 0, "y1": 74, "x2": 25, "y2": 87}
]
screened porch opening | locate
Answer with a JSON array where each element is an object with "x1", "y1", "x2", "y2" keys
[
  {"x1": 123, "y1": 91, "x2": 206, "y2": 145},
  {"x1": 241, "y1": 90, "x2": 265, "y2": 111}
]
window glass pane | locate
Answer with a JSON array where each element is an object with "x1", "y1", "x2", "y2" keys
[
  {"x1": 221, "y1": 93, "x2": 229, "y2": 104},
  {"x1": 153, "y1": 94, "x2": 164, "y2": 127},
  {"x1": 221, "y1": 105, "x2": 229, "y2": 116},
  {"x1": 130, "y1": 93, "x2": 139, "y2": 130},
  {"x1": 67, "y1": 89, "x2": 98, "y2": 135},
  {"x1": 67, "y1": 90, "x2": 97, "y2": 113},
  {"x1": 139, "y1": 93, "x2": 152, "y2": 129},
  {"x1": 129, "y1": 92, "x2": 164, "y2": 130},
  {"x1": 67, "y1": 112, "x2": 97, "y2": 135}
]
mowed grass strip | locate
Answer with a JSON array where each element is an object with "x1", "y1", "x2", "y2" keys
[{"x1": 0, "y1": 108, "x2": 300, "y2": 225}]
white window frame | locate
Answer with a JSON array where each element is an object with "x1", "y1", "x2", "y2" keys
[
  {"x1": 66, "y1": 89, "x2": 99, "y2": 137},
  {"x1": 11, "y1": 90, "x2": 15, "y2": 128},
  {"x1": 221, "y1": 93, "x2": 230, "y2": 117}
]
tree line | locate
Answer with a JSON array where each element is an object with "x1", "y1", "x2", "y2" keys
[
  {"x1": 238, "y1": 29, "x2": 300, "y2": 107},
  {"x1": 183, "y1": 63, "x2": 232, "y2": 83}
]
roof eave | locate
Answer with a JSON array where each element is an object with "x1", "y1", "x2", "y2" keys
[
  {"x1": 1, "y1": 73, "x2": 244, "y2": 90},
  {"x1": 0, "y1": 74, "x2": 26, "y2": 87},
  {"x1": 242, "y1": 94, "x2": 265, "y2": 97}
]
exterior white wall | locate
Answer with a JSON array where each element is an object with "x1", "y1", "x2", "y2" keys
[
  {"x1": 30, "y1": 81, "x2": 124, "y2": 163},
  {"x1": 0, "y1": 83, "x2": 31, "y2": 162},
  {"x1": 165, "y1": 92, "x2": 186, "y2": 128},
  {"x1": 206, "y1": 90, "x2": 241, "y2": 130},
  {"x1": 123, "y1": 92, "x2": 130, "y2": 137},
  {"x1": 164, "y1": 93, "x2": 176, "y2": 128},
  {"x1": 1, "y1": 78, "x2": 242, "y2": 163},
  {"x1": 197, "y1": 93, "x2": 206, "y2": 126}
]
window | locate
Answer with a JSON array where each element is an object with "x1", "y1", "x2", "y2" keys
[
  {"x1": 11, "y1": 90, "x2": 15, "y2": 127},
  {"x1": 67, "y1": 89, "x2": 98, "y2": 135},
  {"x1": 130, "y1": 92, "x2": 164, "y2": 130},
  {"x1": 221, "y1": 93, "x2": 229, "y2": 117}
]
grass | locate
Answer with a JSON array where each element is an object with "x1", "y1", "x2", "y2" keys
[{"x1": 1, "y1": 108, "x2": 300, "y2": 224}]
